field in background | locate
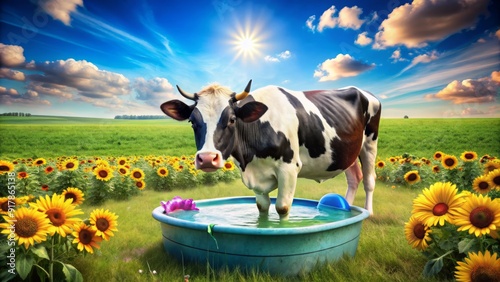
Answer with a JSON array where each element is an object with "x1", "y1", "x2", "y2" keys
[{"x1": 1, "y1": 116, "x2": 499, "y2": 160}]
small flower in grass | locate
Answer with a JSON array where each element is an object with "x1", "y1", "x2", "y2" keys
[
  {"x1": 222, "y1": 160, "x2": 235, "y2": 171},
  {"x1": 157, "y1": 167, "x2": 169, "y2": 177},
  {"x1": 44, "y1": 166, "x2": 54, "y2": 174},
  {"x1": 41, "y1": 184, "x2": 49, "y2": 191},
  {"x1": 33, "y1": 157, "x2": 46, "y2": 166},
  {"x1": 460, "y1": 151, "x2": 478, "y2": 162},
  {"x1": 454, "y1": 250, "x2": 500, "y2": 282},
  {"x1": 441, "y1": 154, "x2": 458, "y2": 170},
  {"x1": 17, "y1": 171, "x2": 29, "y2": 179},
  {"x1": 453, "y1": 193, "x2": 500, "y2": 237},
  {"x1": 0, "y1": 160, "x2": 15, "y2": 174},
  {"x1": 89, "y1": 209, "x2": 118, "y2": 241},
  {"x1": 486, "y1": 169, "x2": 500, "y2": 189},
  {"x1": 62, "y1": 187, "x2": 85, "y2": 205},
  {"x1": 483, "y1": 160, "x2": 500, "y2": 174},
  {"x1": 433, "y1": 151, "x2": 444, "y2": 161},
  {"x1": 135, "y1": 180, "x2": 146, "y2": 190},
  {"x1": 376, "y1": 161, "x2": 385, "y2": 169},
  {"x1": 412, "y1": 182, "x2": 464, "y2": 226},
  {"x1": 432, "y1": 165, "x2": 440, "y2": 173},
  {"x1": 72, "y1": 222, "x2": 102, "y2": 254},
  {"x1": 116, "y1": 157, "x2": 128, "y2": 166},
  {"x1": 0, "y1": 207, "x2": 52, "y2": 249},
  {"x1": 61, "y1": 159, "x2": 79, "y2": 171},
  {"x1": 94, "y1": 165, "x2": 114, "y2": 181},
  {"x1": 117, "y1": 166, "x2": 129, "y2": 176},
  {"x1": 130, "y1": 168, "x2": 145, "y2": 181},
  {"x1": 31, "y1": 194, "x2": 83, "y2": 237},
  {"x1": 404, "y1": 170, "x2": 421, "y2": 185},
  {"x1": 404, "y1": 215, "x2": 432, "y2": 251},
  {"x1": 472, "y1": 175, "x2": 492, "y2": 194}
]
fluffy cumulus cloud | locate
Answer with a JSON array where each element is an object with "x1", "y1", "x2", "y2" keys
[
  {"x1": 0, "y1": 44, "x2": 26, "y2": 67},
  {"x1": 0, "y1": 86, "x2": 51, "y2": 106},
  {"x1": 37, "y1": 0, "x2": 83, "y2": 25},
  {"x1": 134, "y1": 77, "x2": 174, "y2": 105},
  {"x1": 355, "y1": 32, "x2": 372, "y2": 46},
  {"x1": 390, "y1": 49, "x2": 406, "y2": 62},
  {"x1": 307, "y1": 6, "x2": 365, "y2": 32},
  {"x1": 314, "y1": 54, "x2": 375, "y2": 82},
  {"x1": 430, "y1": 71, "x2": 499, "y2": 104},
  {"x1": 26, "y1": 58, "x2": 130, "y2": 99},
  {"x1": 374, "y1": 0, "x2": 489, "y2": 48},
  {"x1": 264, "y1": 50, "x2": 292, "y2": 63},
  {"x1": 0, "y1": 68, "x2": 25, "y2": 81}
]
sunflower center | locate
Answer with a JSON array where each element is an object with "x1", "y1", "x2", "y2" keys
[
  {"x1": 444, "y1": 158, "x2": 455, "y2": 167},
  {"x1": 133, "y1": 171, "x2": 142, "y2": 179},
  {"x1": 433, "y1": 203, "x2": 448, "y2": 216},
  {"x1": 96, "y1": 218, "x2": 110, "y2": 231},
  {"x1": 469, "y1": 207, "x2": 493, "y2": 229},
  {"x1": 36, "y1": 160, "x2": 44, "y2": 165},
  {"x1": 1, "y1": 201, "x2": 9, "y2": 212},
  {"x1": 478, "y1": 181, "x2": 489, "y2": 190},
  {"x1": 136, "y1": 182, "x2": 143, "y2": 188},
  {"x1": 160, "y1": 169, "x2": 166, "y2": 175},
  {"x1": 407, "y1": 173, "x2": 417, "y2": 181},
  {"x1": 119, "y1": 160, "x2": 126, "y2": 165},
  {"x1": 46, "y1": 209, "x2": 67, "y2": 226},
  {"x1": 0, "y1": 165, "x2": 9, "y2": 171},
  {"x1": 493, "y1": 175, "x2": 500, "y2": 186},
  {"x1": 79, "y1": 229, "x2": 93, "y2": 244},
  {"x1": 464, "y1": 153, "x2": 474, "y2": 160},
  {"x1": 99, "y1": 170, "x2": 108, "y2": 178},
  {"x1": 413, "y1": 223, "x2": 426, "y2": 239},
  {"x1": 435, "y1": 153, "x2": 442, "y2": 159},
  {"x1": 119, "y1": 168, "x2": 126, "y2": 174},
  {"x1": 19, "y1": 172, "x2": 27, "y2": 178},
  {"x1": 66, "y1": 162, "x2": 75, "y2": 169},
  {"x1": 65, "y1": 193, "x2": 77, "y2": 203},
  {"x1": 470, "y1": 266, "x2": 498, "y2": 282},
  {"x1": 16, "y1": 217, "x2": 38, "y2": 238}
]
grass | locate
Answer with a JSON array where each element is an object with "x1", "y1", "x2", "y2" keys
[{"x1": 1, "y1": 116, "x2": 499, "y2": 160}]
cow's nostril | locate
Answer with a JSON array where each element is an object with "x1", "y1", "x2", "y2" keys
[
  {"x1": 213, "y1": 154, "x2": 219, "y2": 162},
  {"x1": 196, "y1": 154, "x2": 203, "y2": 164}
]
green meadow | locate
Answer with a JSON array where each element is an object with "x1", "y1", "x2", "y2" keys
[{"x1": 1, "y1": 116, "x2": 499, "y2": 281}]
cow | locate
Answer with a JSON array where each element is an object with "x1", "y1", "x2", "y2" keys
[{"x1": 160, "y1": 80, "x2": 381, "y2": 219}]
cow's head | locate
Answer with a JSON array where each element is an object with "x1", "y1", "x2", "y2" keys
[{"x1": 160, "y1": 80, "x2": 268, "y2": 172}]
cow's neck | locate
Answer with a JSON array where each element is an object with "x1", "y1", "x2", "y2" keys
[{"x1": 231, "y1": 122, "x2": 259, "y2": 171}]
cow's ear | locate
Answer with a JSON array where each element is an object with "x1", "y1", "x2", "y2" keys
[
  {"x1": 160, "y1": 100, "x2": 194, "y2": 121},
  {"x1": 235, "y1": 101, "x2": 268, "y2": 123}
]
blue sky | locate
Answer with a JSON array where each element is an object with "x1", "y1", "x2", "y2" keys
[{"x1": 0, "y1": 0, "x2": 499, "y2": 118}]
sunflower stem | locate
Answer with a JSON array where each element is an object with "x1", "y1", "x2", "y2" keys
[{"x1": 50, "y1": 236, "x2": 54, "y2": 282}]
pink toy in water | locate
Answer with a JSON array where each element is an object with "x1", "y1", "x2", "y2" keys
[{"x1": 161, "y1": 196, "x2": 199, "y2": 214}]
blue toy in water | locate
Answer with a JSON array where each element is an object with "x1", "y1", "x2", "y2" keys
[{"x1": 317, "y1": 193, "x2": 351, "y2": 211}]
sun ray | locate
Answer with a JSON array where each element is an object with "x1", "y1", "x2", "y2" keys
[{"x1": 229, "y1": 19, "x2": 266, "y2": 63}]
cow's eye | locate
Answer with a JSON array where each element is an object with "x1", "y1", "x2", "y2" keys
[{"x1": 229, "y1": 116, "x2": 236, "y2": 125}]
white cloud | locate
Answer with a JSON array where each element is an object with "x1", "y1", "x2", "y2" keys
[
  {"x1": 430, "y1": 71, "x2": 498, "y2": 104},
  {"x1": 0, "y1": 68, "x2": 25, "y2": 81},
  {"x1": 399, "y1": 50, "x2": 439, "y2": 74},
  {"x1": 305, "y1": 15, "x2": 316, "y2": 32},
  {"x1": 264, "y1": 50, "x2": 292, "y2": 63},
  {"x1": 264, "y1": 55, "x2": 280, "y2": 63},
  {"x1": 374, "y1": 0, "x2": 489, "y2": 49},
  {"x1": 317, "y1": 6, "x2": 337, "y2": 32},
  {"x1": 355, "y1": 32, "x2": 372, "y2": 46},
  {"x1": 278, "y1": 50, "x2": 291, "y2": 59},
  {"x1": 314, "y1": 54, "x2": 375, "y2": 82},
  {"x1": 134, "y1": 77, "x2": 174, "y2": 105},
  {"x1": 37, "y1": 0, "x2": 83, "y2": 26},
  {"x1": 338, "y1": 6, "x2": 365, "y2": 30},
  {"x1": 0, "y1": 86, "x2": 19, "y2": 96},
  {"x1": 0, "y1": 44, "x2": 25, "y2": 67},
  {"x1": 390, "y1": 49, "x2": 406, "y2": 62}
]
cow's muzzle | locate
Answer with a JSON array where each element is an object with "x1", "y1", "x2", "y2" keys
[{"x1": 195, "y1": 151, "x2": 223, "y2": 172}]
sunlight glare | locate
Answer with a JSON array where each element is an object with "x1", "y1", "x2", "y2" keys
[{"x1": 230, "y1": 20, "x2": 266, "y2": 63}]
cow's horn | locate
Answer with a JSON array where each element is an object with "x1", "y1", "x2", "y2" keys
[
  {"x1": 234, "y1": 79, "x2": 252, "y2": 101},
  {"x1": 176, "y1": 85, "x2": 197, "y2": 100}
]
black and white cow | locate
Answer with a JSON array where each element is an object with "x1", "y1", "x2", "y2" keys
[{"x1": 161, "y1": 80, "x2": 381, "y2": 219}]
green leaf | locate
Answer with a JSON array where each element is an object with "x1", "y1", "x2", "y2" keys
[
  {"x1": 458, "y1": 238, "x2": 476, "y2": 254},
  {"x1": 61, "y1": 263, "x2": 83, "y2": 282},
  {"x1": 423, "y1": 257, "x2": 443, "y2": 277},
  {"x1": 31, "y1": 245, "x2": 50, "y2": 260},
  {"x1": 16, "y1": 252, "x2": 35, "y2": 280}
]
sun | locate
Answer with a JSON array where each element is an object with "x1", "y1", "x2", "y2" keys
[
  {"x1": 238, "y1": 36, "x2": 256, "y2": 54},
  {"x1": 229, "y1": 20, "x2": 266, "y2": 62}
]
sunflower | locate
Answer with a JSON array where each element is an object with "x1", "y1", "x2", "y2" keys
[
  {"x1": 61, "y1": 159, "x2": 79, "y2": 171},
  {"x1": 404, "y1": 215, "x2": 432, "y2": 251},
  {"x1": 412, "y1": 182, "x2": 464, "y2": 226},
  {"x1": 0, "y1": 207, "x2": 52, "y2": 249},
  {"x1": 95, "y1": 159, "x2": 110, "y2": 167},
  {"x1": 460, "y1": 151, "x2": 478, "y2": 162},
  {"x1": 472, "y1": 175, "x2": 492, "y2": 194},
  {"x1": 89, "y1": 209, "x2": 118, "y2": 241},
  {"x1": 454, "y1": 250, "x2": 500, "y2": 282},
  {"x1": 44, "y1": 166, "x2": 54, "y2": 174},
  {"x1": 116, "y1": 157, "x2": 128, "y2": 166},
  {"x1": 432, "y1": 165, "x2": 440, "y2": 173},
  {"x1": 157, "y1": 167, "x2": 169, "y2": 177},
  {"x1": 441, "y1": 155, "x2": 458, "y2": 170},
  {"x1": 17, "y1": 171, "x2": 29, "y2": 179},
  {"x1": 62, "y1": 187, "x2": 85, "y2": 205},
  {"x1": 404, "y1": 170, "x2": 421, "y2": 185},
  {"x1": 0, "y1": 197, "x2": 11, "y2": 215},
  {"x1": 483, "y1": 160, "x2": 500, "y2": 174},
  {"x1": 117, "y1": 166, "x2": 129, "y2": 176},
  {"x1": 374, "y1": 161, "x2": 385, "y2": 169},
  {"x1": 30, "y1": 194, "x2": 83, "y2": 237},
  {"x1": 433, "y1": 151, "x2": 444, "y2": 161},
  {"x1": 222, "y1": 161, "x2": 235, "y2": 171},
  {"x1": 487, "y1": 169, "x2": 500, "y2": 190},
  {"x1": 72, "y1": 222, "x2": 102, "y2": 254},
  {"x1": 0, "y1": 160, "x2": 15, "y2": 174},
  {"x1": 41, "y1": 184, "x2": 49, "y2": 191},
  {"x1": 130, "y1": 168, "x2": 145, "y2": 181},
  {"x1": 453, "y1": 193, "x2": 500, "y2": 237},
  {"x1": 135, "y1": 180, "x2": 146, "y2": 190},
  {"x1": 32, "y1": 158, "x2": 47, "y2": 166},
  {"x1": 94, "y1": 165, "x2": 114, "y2": 181}
]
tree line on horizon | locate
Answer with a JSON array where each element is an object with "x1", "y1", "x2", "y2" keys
[
  {"x1": 1, "y1": 112, "x2": 32, "y2": 116},
  {"x1": 114, "y1": 115, "x2": 169, "y2": 120}
]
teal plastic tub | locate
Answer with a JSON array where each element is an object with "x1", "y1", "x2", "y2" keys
[{"x1": 152, "y1": 196, "x2": 369, "y2": 276}]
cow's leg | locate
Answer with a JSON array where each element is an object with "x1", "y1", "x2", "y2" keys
[
  {"x1": 275, "y1": 165, "x2": 298, "y2": 220},
  {"x1": 345, "y1": 161, "x2": 363, "y2": 205},
  {"x1": 359, "y1": 137, "x2": 378, "y2": 215},
  {"x1": 255, "y1": 193, "x2": 271, "y2": 217}
]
